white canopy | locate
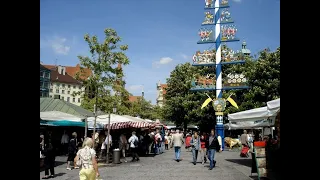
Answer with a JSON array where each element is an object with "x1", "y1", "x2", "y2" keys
[
  {"x1": 267, "y1": 98, "x2": 280, "y2": 115},
  {"x1": 228, "y1": 98, "x2": 280, "y2": 122},
  {"x1": 226, "y1": 98, "x2": 280, "y2": 129},
  {"x1": 122, "y1": 115, "x2": 147, "y2": 122},
  {"x1": 87, "y1": 114, "x2": 132, "y2": 125},
  {"x1": 40, "y1": 111, "x2": 84, "y2": 122}
]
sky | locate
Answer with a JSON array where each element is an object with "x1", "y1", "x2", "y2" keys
[{"x1": 40, "y1": 0, "x2": 280, "y2": 104}]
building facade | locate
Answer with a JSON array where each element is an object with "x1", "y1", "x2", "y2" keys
[
  {"x1": 40, "y1": 64, "x2": 51, "y2": 97},
  {"x1": 48, "y1": 65, "x2": 85, "y2": 106},
  {"x1": 156, "y1": 81, "x2": 167, "y2": 107}
]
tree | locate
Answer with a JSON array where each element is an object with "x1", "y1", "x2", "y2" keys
[
  {"x1": 76, "y1": 28, "x2": 130, "y2": 113},
  {"x1": 163, "y1": 63, "x2": 215, "y2": 130}
]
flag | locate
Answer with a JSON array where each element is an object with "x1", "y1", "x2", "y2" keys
[
  {"x1": 201, "y1": 93, "x2": 213, "y2": 109},
  {"x1": 227, "y1": 94, "x2": 239, "y2": 109}
]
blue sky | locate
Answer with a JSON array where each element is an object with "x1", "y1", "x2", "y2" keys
[{"x1": 40, "y1": 0, "x2": 280, "y2": 104}]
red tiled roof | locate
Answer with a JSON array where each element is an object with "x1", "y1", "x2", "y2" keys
[
  {"x1": 43, "y1": 64, "x2": 92, "y2": 80},
  {"x1": 129, "y1": 96, "x2": 141, "y2": 102},
  {"x1": 50, "y1": 70, "x2": 81, "y2": 85},
  {"x1": 160, "y1": 84, "x2": 167, "y2": 95}
]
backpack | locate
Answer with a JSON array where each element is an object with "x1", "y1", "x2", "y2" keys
[
  {"x1": 76, "y1": 147, "x2": 91, "y2": 167},
  {"x1": 133, "y1": 138, "x2": 139, "y2": 147}
]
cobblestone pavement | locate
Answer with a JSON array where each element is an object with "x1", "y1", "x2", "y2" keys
[{"x1": 40, "y1": 148, "x2": 255, "y2": 180}]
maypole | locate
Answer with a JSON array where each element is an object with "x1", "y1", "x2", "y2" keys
[{"x1": 191, "y1": 0, "x2": 249, "y2": 150}]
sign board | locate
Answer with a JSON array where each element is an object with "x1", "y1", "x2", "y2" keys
[{"x1": 254, "y1": 147, "x2": 267, "y2": 179}]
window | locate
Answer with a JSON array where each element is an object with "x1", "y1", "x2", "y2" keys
[
  {"x1": 78, "y1": 98, "x2": 81, "y2": 103},
  {"x1": 44, "y1": 72, "x2": 49, "y2": 78},
  {"x1": 40, "y1": 71, "x2": 43, "y2": 77},
  {"x1": 67, "y1": 91, "x2": 70, "y2": 94},
  {"x1": 68, "y1": 85, "x2": 71, "y2": 88},
  {"x1": 50, "y1": 95, "x2": 52, "y2": 98},
  {"x1": 40, "y1": 80, "x2": 43, "y2": 88},
  {"x1": 73, "y1": 85, "x2": 76, "y2": 89},
  {"x1": 62, "y1": 90, "x2": 65, "y2": 94},
  {"x1": 44, "y1": 82, "x2": 49, "y2": 89},
  {"x1": 56, "y1": 83, "x2": 60, "y2": 87},
  {"x1": 61, "y1": 96, "x2": 64, "y2": 100},
  {"x1": 43, "y1": 92, "x2": 48, "y2": 97},
  {"x1": 62, "y1": 84, "x2": 65, "y2": 87},
  {"x1": 50, "y1": 89, "x2": 53, "y2": 92},
  {"x1": 67, "y1": 97, "x2": 70, "y2": 102},
  {"x1": 73, "y1": 98, "x2": 75, "y2": 102},
  {"x1": 56, "y1": 89, "x2": 59, "y2": 93},
  {"x1": 40, "y1": 91, "x2": 42, "y2": 97}
]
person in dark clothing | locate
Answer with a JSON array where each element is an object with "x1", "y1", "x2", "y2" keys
[
  {"x1": 67, "y1": 132, "x2": 78, "y2": 170},
  {"x1": 206, "y1": 129, "x2": 221, "y2": 170},
  {"x1": 42, "y1": 134, "x2": 55, "y2": 179}
]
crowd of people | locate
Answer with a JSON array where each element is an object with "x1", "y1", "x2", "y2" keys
[{"x1": 40, "y1": 127, "x2": 227, "y2": 179}]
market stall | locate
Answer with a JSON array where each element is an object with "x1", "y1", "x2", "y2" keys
[{"x1": 227, "y1": 98, "x2": 280, "y2": 180}]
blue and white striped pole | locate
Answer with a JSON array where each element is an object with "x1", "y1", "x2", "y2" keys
[{"x1": 214, "y1": 0, "x2": 225, "y2": 150}]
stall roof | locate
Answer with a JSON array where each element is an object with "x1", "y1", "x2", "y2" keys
[{"x1": 40, "y1": 98, "x2": 94, "y2": 117}]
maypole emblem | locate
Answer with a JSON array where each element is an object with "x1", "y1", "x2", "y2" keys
[{"x1": 213, "y1": 98, "x2": 226, "y2": 115}]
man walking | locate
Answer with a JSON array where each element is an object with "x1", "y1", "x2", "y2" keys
[
  {"x1": 172, "y1": 129, "x2": 184, "y2": 162},
  {"x1": 206, "y1": 129, "x2": 221, "y2": 170},
  {"x1": 128, "y1": 131, "x2": 140, "y2": 162}
]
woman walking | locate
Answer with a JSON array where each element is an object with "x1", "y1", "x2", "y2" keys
[
  {"x1": 190, "y1": 132, "x2": 201, "y2": 165},
  {"x1": 75, "y1": 138, "x2": 100, "y2": 180},
  {"x1": 67, "y1": 132, "x2": 78, "y2": 170},
  {"x1": 200, "y1": 132, "x2": 207, "y2": 164},
  {"x1": 42, "y1": 134, "x2": 55, "y2": 179}
]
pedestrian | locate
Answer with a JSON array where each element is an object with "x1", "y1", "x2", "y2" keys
[
  {"x1": 60, "y1": 130, "x2": 69, "y2": 155},
  {"x1": 128, "y1": 131, "x2": 140, "y2": 162},
  {"x1": 200, "y1": 132, "x2": 207, "y2": 164},
  {"x1": 190, "y1": 131, "x2": 200, "y2": 165},
  {"x1": 74, "y1": 138, "x2": 100, "y2": 180},
  {"x1": 164, "y1": 133, "x2": 169, "y2": 150},
  {"x1": 42, "y1": 133, "x2": 55, "y2": 179},
  {"x1": 206, "y1": 129, "x2": 221, "y2": 170},
  {"x1": 119, "y1": 133, "x2": 128, "y2": 162},
  {"x1": 67, "y1": 132, "x2": 78, "y2": 170},
  {"x1": 240, "y1": 130, "x2": 249, "y2": 157},
  {"x1": 155, "y1": 129, "x2": 162, "y2": 154},
  {"x1": 172, "y1": 129, "x2": 184, "y2": 162}
]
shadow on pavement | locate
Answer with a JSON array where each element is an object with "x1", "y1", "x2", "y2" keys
[
  {"x1": 40, "y1": 161, "x2": 66, "y2": 172},
  {"x1": 54, "y1": 173, "x2": 66, "y2": 177},
  {"x1": 225, "y1": 158, "x2": 252, "y2": 167}
]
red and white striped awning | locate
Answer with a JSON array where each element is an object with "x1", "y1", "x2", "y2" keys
[{"x1": 106, "y1": 121, "x2": 153, "y2": 130}]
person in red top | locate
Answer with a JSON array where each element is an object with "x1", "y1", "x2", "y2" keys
[
  {"x1": 185, "y1": 134, "x2": 192, "y2": 151},
  {"x1": 200, "y1": 132, "x2": 207, "y2": 164}
]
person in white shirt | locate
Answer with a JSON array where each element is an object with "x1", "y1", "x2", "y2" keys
[
  {"x1": 104, "y1": 132, "x2": 112, "y2": 149},
  {"x1": 128, "y1": 131, "x2": 139, "y2": 162},
  {"x1": 61, "y1": 130, "x2": 69, "y2": 155}
]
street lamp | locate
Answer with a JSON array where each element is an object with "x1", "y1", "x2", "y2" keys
[
  {"x1": 106, "y1": 102, "x2": 117, "y2": 163},
  {"x1": 113, "y1": 103, "x2": 117, "y2": 113}
]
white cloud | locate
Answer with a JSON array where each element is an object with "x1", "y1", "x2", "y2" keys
[
  {"x1": 152, "y1": 57, "x2": 173, "y2": 68},
  {"x1": 40, "y1": 36, "x2": 71, "y2": 55},
  {"x1": 232, "y1": 0, "x2": 242, "y2": 3}
]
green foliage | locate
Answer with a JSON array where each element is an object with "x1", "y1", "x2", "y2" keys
[
  {"x1": 126, "y1": 98, "x2": 163, "y2": 120},
  {"x1": 75, "y1": 28, "x2": 130, "y2": 113},
  {"x1": 163, "y1": 47, "x2": 280, "y2": 131}
]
